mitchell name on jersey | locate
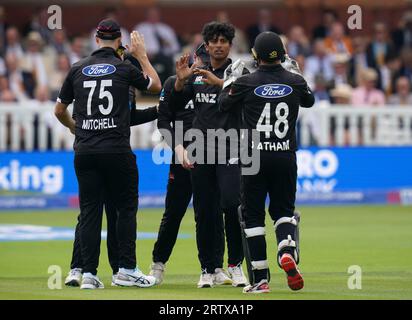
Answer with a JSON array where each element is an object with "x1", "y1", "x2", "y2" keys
[{"x1": 81, "y1": 117, "x2": 117, "y2": 130}]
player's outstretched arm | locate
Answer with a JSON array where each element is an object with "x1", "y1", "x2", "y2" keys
[
  {"x1": 296, "y1": 78, "x2": 315, "y2": 108},
  {"x1": 174, "y1": 54, "x2": 197, "y2": 92},
  {"x1": 128, "y1": 31, "x2": 162, "y2": 93},
  {"x1": 281, "y1": 54, "x2": 304, "y2": 77},
  {"x1": 55, "y1": 66, "x2": 76, "y2": 133},
  {"x1": 54, "y1": 102, "x2": 75, "y2": 134},
  {"x1": 222, "y1": 59, "x2": 246, "y2": 89},
  {"x1": 170, "y1": 60, "x2": 194, "y2": 109},
  {"x1": 193, "y1": 68, "x2": 223, "y2": 88},
  {"x1": 130, "y1": 105, "x2": 158, "y2": 126},
  {"x1": 218, "y1": 80, "x2": 248, "y2": 113},
  {"x1": 300, "y1": 86, "x2": 315, "y2": 108}
]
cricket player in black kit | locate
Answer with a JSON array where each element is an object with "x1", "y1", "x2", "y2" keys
[
  {"x1": 150, "y1": 75, "x2": 196, "y2": 283},
  {"x1": 218, "y1": 31, "x2": 315, "y2": 293},
  {"x1": 54, "y1": 19, "x2": 161, "y2": 289},
  {"x1": 65, "y1": 103, "x2": 158, "y2": 287},
  {"x1": 64, "y1": 46, "x2": 159, "y2": 287},
  {"x1": 171, "y1": 22, "x2": 248, "y2": 288},
  {"x1": 150, "y1": 44, "x2": 227, "y2": 285}
]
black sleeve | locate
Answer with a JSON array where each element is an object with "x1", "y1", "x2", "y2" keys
[
  {"x1": 129, "y1": 62, "x2": 151, "y2": 91},
  {"x1": 295, "y1": 76, "x2": 315, "y2": 108},
  {"x1": 169, "y1": 78, "x2": 194, "y2": 111},
  {"x1": 157, "y1": 81, "x2": 178, "y2": 148},
  {"x1": 124, "y1": 54, "x2": 142, "y2": 71},
  {"x1": 57, "y1": 67, "x2": 75, "y2": 104},
  {"x1": 130, "y1": 104, "x2": 158, "y2": 126},
  {"x1": 218, "y1": 78, "x2": 250, "y2": 112}
]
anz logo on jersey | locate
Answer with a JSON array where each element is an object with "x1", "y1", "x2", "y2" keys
[
  {"x1": 195, "y1": 93, "x2": 217, "y2": 104},
  {"x1": 254, "y1": 84, "x2": 293, "y2": 99},
  {"x1": 82, "y1": 64, "x2": 116, "y2": 77}
]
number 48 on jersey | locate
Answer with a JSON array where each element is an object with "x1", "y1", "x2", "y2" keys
[{"x1": 256, "y1": 102, "x2": 289, "y2": 139}]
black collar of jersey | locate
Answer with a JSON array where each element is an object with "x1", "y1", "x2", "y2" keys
[
  {"x1": 205, "y1": 58, "x2": 232, "y2": 73},
  {"x1": 258, "y1": 64, "x2": 284, "y2": 72},
  {"x1": 91, "y1": 46, "x2": 122, "y2": 60}
]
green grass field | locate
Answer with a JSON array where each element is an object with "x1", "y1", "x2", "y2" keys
[{"x1": 0, "y1": 206, "x2": 411, "y2": 300}]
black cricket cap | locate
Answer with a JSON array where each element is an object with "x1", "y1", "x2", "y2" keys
[
  {"x1": 252, "y1": 31, "x2": 286, "y2": 63},
  {"x1": 96, "y1": 18, "x2": 121, "y2": 40}
]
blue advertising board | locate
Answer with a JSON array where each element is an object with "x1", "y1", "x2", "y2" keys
[
  {"x1": 1, "y1": 147, "x2": 411, "y2": 209},
  {"x1": 0, "y1": 150, "x2": 170, "y2": 196},
  {"x1": 297, "y1": 147, "x2": 412, "y2": 192}
]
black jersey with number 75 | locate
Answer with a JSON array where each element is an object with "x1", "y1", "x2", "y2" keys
[
  {"x1": 57, "y1": 47, "x2": 152, "y2": 154},
  {"x1": 218, "y1": 64, "x2": 315, "y2": 153}
]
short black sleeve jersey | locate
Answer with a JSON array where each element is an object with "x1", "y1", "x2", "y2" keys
[
  {"x1": 124, "y1": 53, "x2": 143, "y2": 105},
  {"x1": 57, "y1": 47, "x2": 151, "y2": 154},
  {"x1": 218, "y1": 64, "x2": 314, "y2": 152},
  {"x1": 130, "y1": 105, "x2": 158, "y2": 126},
  {"x1": 124, "y1": 53, "x2": 158, "y2": 127},
  {"x1": 157, "y1": 75, "x2": 195, "y2": 149},
  {"x1": 170, "y1": 59, "x2": 249, "y2": 133}
]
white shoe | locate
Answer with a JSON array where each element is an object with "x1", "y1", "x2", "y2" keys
[
  {"x1": 111, "y1": 273, "x2": 119, "y2": 287},
  {"x1": 115, "y1": 268, "x2": 156, "y2": 288},
  {"x1": 243, "y1": 279, "x2": 270, "y2": 294},
  {"x1": 228, "y1": 264, "x2": 248, "y2": 287},
  {"x1": 64, "y1": 268, "x2": 82, "y2": 287},
  {"x1": 213, "y1": 268, "x2": 233, "y2": 285},
  {"x1": 80, "y1": 273, "x2": 104, "y2": 289},
  {"x1": 197, "y1": 271, "x2": 214, "y2": 288},
  {"x1": 149, "y1": 262, "x2": 165, "y2": 285}
]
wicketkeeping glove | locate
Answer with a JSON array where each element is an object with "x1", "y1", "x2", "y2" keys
[
  {"x1": 223, "y1": 59, "x2": 245, "y2": 89},
  {"x1": 281, "y1": 54, "x2": 303, "y2": 77}
]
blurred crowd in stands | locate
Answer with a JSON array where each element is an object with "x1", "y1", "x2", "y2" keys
[
  {"x1": 0, "y1": 6, "x2": 412, "y2": 149},
  {"x1": 2, "y1": 6, "x2": 412, "y2": 106}
]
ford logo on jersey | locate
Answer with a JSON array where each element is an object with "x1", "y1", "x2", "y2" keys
[
  {"x1": 82, "y1": 64, "x2": 116, "y2": 77},
  {"x1": 254, "y1": 84, "x2": 293, "y2": 98}
]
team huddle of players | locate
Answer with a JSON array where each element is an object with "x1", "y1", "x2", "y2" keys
[{"x1": 54, "y1": 17, "x2": 314, "y2": 294}]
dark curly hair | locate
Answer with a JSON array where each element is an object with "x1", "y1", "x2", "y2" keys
[{"x1": 201, "y1": 22, "x2": 235, "y2": 45}]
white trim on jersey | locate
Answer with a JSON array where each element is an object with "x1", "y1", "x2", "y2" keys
[{"x1": 146, "y1": 76, "x2": 153, "y2": 91}]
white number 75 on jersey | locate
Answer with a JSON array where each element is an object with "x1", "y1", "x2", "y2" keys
[{"x1": 83, "y1": 80, "x2": 113, "y2": 116}]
